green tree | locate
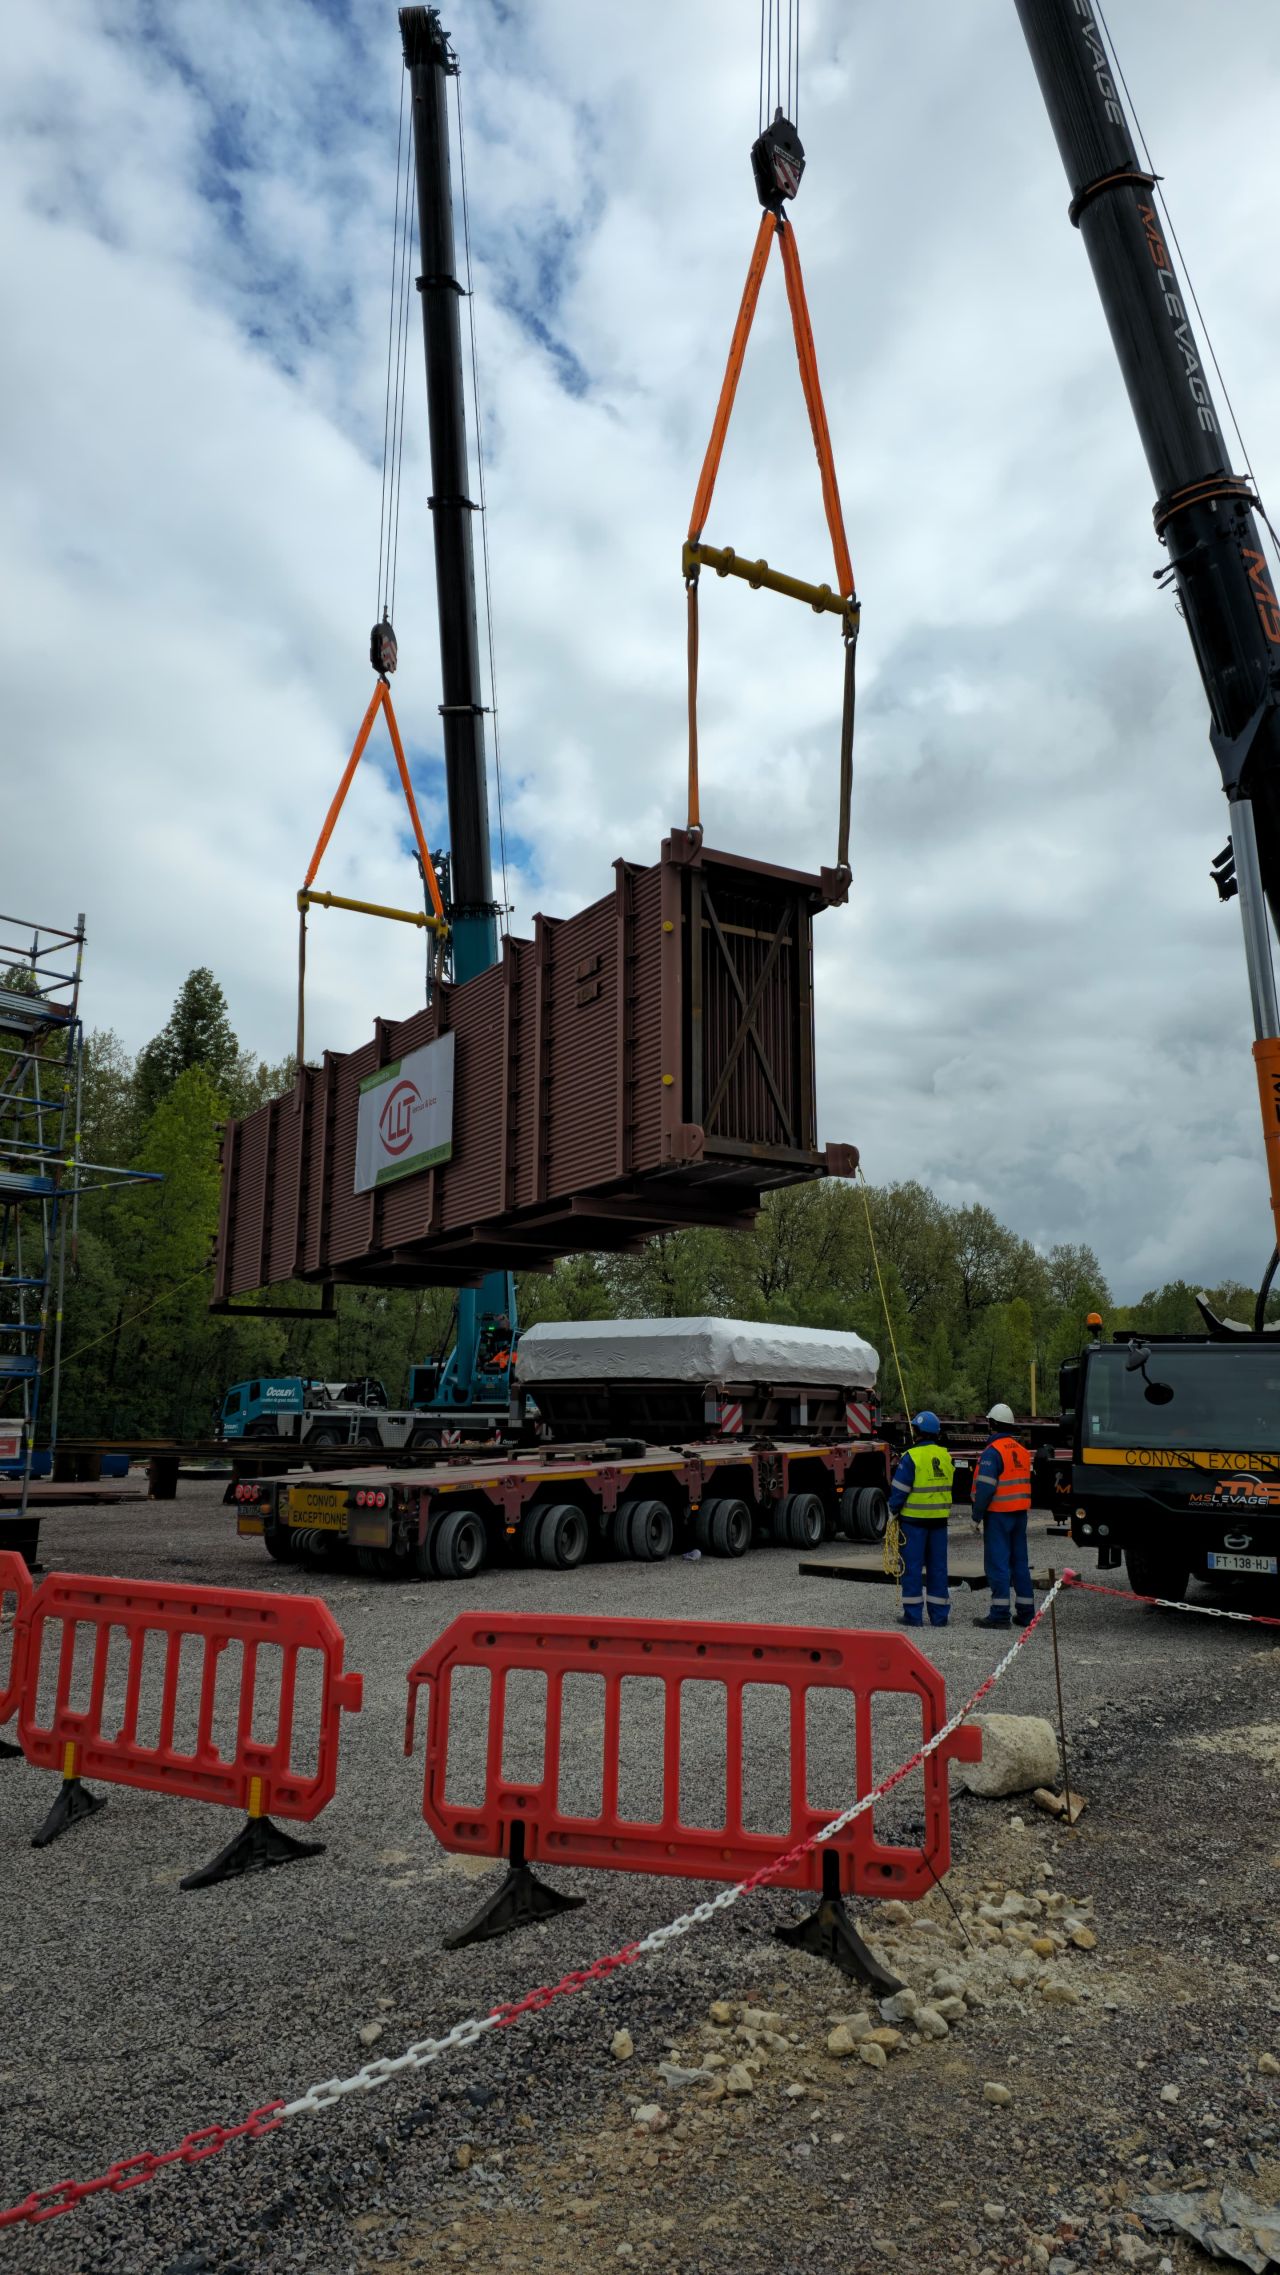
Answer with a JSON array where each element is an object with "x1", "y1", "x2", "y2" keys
[{"x1": 134, "y1": 968, "x2": 241, "y2": 1117}]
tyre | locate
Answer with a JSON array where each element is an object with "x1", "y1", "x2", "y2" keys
[
  {"x1": 306, "y1": 1427, "x2": 341, "y2": 1452},
  {"x1": 692, "y1": 1502, "x2": 715, "y2": 1551},
  {"x1": 707, "y1": 1497, "x2": 752, "y2": 1558},
  {"x1": 774, "y1": 1492, "x2": 824, "y2": 1549},
  {"x1": 620, "y1": 1497, "x2": 674, "y2": 1561},
  {"x1": 1124, "y1": 1545, "x2": 1190, "y2": 1603},
  {"x1": 263, "y1": 1521, "x2": 295, "y2": 1564},
  {"x1": 355, "y1": 1546, "x2": 395, "y2": 1578},
  {"x1": 533, "y1": 1502, "x2": 589, "y2": 1570},
  {"x1": 431, "y1": 1506, "x2": 488, "y2": 1581},
  {"x1": 852, "y1": 1486, "x2": 889, "y2": 1544}
]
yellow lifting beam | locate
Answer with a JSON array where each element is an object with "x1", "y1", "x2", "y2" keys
[
  {"x1": 297, "y1": 887, "x2": 448, "y2": 936},
  {"x1": 683, "y1": 539, "x2": 860, "y2": 633}
]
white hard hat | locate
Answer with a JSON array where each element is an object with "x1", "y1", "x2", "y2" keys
[{"x1": 986, "y1": 1402, "x2": 1015, "y2": 1426}]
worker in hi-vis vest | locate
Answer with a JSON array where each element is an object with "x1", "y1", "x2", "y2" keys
[
  {"x1": 887, "y1": 1412, "x2": 956, "y2": 1628},
  {"x1": 971, "y1": 1401, "x2": 1035, "y2": 1630}
]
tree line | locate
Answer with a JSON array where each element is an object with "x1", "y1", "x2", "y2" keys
[{"x1": 16, "y1": 966, "x2": 1273, "y2": 1443}]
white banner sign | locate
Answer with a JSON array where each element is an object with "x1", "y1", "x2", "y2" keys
[
  {"x1": 0, "y1": 1427, "x2": 24, "y2": 1465},
  {"x1": 354, "y1": 1032, "x2": 455, "y2": 1194}
]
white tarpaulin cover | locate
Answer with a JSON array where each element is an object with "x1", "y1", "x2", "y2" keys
[{"x1": 515, "y1": 1316, "x2": 878, "y2": 1389}]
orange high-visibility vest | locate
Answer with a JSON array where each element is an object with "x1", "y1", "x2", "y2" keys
[{"x1": 987, "y1": 1436, "x2": 1032, "y2": 1513}]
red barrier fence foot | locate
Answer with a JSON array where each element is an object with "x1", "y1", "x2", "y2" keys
[
  {"x1": 180, "y1": 1814, "x2": 326, "y2": 1893},
  {"x1": 32, "y1": 1776, "x2": 107, "y2": 1849},
  {"x1": 774, "y1": 1849, "x2": 904, "y2": 1993},
  {"x1": 443, "y1": 1822, "x2": 586, "y2": 1952},
  {"x1": 0, "y1": 1738, "x2": 22, "y2": 1762}
]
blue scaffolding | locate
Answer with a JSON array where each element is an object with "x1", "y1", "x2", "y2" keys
[{"x1": 0, "y1": 911, "x2": 154, "y2": 1532}]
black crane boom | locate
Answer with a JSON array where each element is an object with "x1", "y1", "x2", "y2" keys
[
  {"x1": 400, "y1": 4, "x2": 496, "y2": 987},
  {"x1": 1015, "y1": 0, "x2": 1280, "y2": 1292},
  {"x1": 1014, "y1": 0, "x2": 1280, "y2": 934}
]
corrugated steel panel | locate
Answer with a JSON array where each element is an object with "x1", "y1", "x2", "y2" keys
[{"x1": 212, "y1": 835, "x2": 856, "y2": 1298}]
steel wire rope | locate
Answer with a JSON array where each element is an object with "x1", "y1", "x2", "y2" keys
[
  {"x1": 1095, "y1": 1, "x2": 1278, "y2": 558},
  {"x1": 856, "y1": 1169, "x2": 913, "y2": 1591},
  {"x1": 386, "y1": 114, "x2": 417, "y2": 620},
  {"x1": 758, "y1": 0, "x2": 766, "y2": 133},
  {"x1": 454, "y1": 63, "x2": 512, "y2": 932},
  {"x1": 376, "y1": 67, "x2": 408, "y2": 619}
]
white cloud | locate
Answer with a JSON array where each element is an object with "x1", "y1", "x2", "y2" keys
[{"x1": 1, "y1": 0, "x2": 1277, "y2": 1298}]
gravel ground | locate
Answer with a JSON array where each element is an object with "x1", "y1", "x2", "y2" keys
[{"x1": 2, "y1": 1485, "x2": 1278, "y2": 2274}]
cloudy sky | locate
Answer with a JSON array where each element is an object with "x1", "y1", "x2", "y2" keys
[{"x1": 3, "y1": 0, "x2": 1279, "y2": 1299}]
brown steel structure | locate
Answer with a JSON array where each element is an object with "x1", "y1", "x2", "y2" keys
[{"x1": 215, "y1": 835, "x2": 855, "y2": 1296}]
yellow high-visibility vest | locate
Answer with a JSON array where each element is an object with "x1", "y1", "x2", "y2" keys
[{"x1": 902, "y1": 1442, "x2": 955, "y2": 1520}]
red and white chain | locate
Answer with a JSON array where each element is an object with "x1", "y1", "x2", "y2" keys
[
  {"x1": 1065, "y1": 1574, "x2": 1280, "y2": 1629},
  {"x1": 0, "y1": 1579, "x2": 1068, "y2": 2228}
]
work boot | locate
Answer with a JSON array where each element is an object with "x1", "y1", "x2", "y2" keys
[
  {"x1": 972, "y1": 1614, "x2": 1010, "y2": 1630},
  {"x1": 896, "y1": 1615, "x2": 922, "y2": 1628},
  {"x1": 1015, "y1": 1608, "x2": 1035, "y2": 1628}
]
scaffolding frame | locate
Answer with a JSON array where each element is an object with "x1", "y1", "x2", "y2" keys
[{"x1": 0, "y1": 910, "x2": 155, "y2": 1526}]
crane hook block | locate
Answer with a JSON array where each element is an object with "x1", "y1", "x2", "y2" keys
[
  {"x1": 370, "y1": 615, "x2": 399, "y2": 678},
  {"x1": 751, "y1": 109, "x2": 804, "y2": 214}
]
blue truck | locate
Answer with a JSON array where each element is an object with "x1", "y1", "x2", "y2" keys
[{"x1": 218, "y1": 1276, "x2": 517, "y2": 1452}]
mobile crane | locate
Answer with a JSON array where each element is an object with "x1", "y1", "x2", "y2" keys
[{"x1": 1015, "y1": 0, "x2": 1280, "y2": 1598}]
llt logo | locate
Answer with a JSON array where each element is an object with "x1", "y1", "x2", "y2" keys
[{"x1": 378, "y1": 1078, "x2": 422, "y2": 1157}]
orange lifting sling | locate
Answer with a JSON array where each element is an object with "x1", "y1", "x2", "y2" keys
[
  {"x1": 684, "y1": 205, "x2": 858, "y2": 881},
  {"x1": 294, "y1": 650, "x2": 448, "y2": 1066}
]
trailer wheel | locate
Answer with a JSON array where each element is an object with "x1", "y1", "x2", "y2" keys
[
  {"x1": 707, "y1": 1497, "x2": 752, "y2": 1558},
  {"x1": 533, "y1": 1502, "x2": 589, "y2": 1570},
  {"x1": 307, "y1": 1427, "x2": 341, "y2": 1450},
  {"x1": 849, "y1": 1486, "x2": 889, "y2": 1544},
  {"x1": 356, "y1": 1546, "x2": 395, "y2": 1578},
  {"x1": 1123, "y1": 1545, "x2": 1190, "y2": 1603},
  {"x1": 774, "y1": 1492, "x2": 823, "y2": 1549},
  {"x1": 620, "y1": 1498, "x2": 673, "y2": 1561},
  {"x1": 263, "y1": 1521, "x2": 295, "y2": 1564},
  {"x1": 431, "y1": 1507, "x2": 488, "y2": 1581}
]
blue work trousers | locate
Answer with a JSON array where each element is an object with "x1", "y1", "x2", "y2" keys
[
  {"x1": 901, "y1": 1518, "x2": 949, "y2": 1627},
  {"x1": 983, "y1": 1508, "x2": 1034, "y2": 1622}
]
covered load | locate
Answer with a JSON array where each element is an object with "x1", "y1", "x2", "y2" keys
[
  {"x1": 213, "y1": 834, "x2": 855, "y2": 1296},
  {"x1": 514, "y1": 1315, "x2": 879, "y2": 1445}
]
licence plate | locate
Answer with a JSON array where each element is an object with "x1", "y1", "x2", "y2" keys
[
  {"x1": 288, "y1": 1487, "x2": 346, "y2": 1527},
  {"x1": 237, "y1": 1514, "x2": 265, "y2": 1536},
  {"x1": 1208, "y1": 1550, "x2": 1278, "y2": 1576}
]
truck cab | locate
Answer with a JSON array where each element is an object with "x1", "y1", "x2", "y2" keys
[{"x1": 1061, "y1": 1334, "x2": 1280, "y2": 1600}]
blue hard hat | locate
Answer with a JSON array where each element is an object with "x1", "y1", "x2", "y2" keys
[{"x1": 913, "y1": 1410, "x2": 942, "y2": 1436}]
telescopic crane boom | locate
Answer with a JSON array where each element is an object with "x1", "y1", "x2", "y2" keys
[
  {"x1": 399, "y1": 3, "x2": 513, "y2": 1405},
  {"x1": 1014, "y1": 0, "x2": 1280, "y2": 1305}
]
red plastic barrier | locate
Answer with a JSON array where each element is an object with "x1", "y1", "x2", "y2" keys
[
  {"x1": 406, "y1": 1613, "x2": 980, "y2": 1900},
  {"x1": 0, "y1": 1551, "x2": 32, "y2": 1739},
  {"x1": 18, "y1": 1572, "x2": 361, "y2": 1814},
  {"x1": 11, "y1": 1568, "x2": 362, "y2": 1881}
]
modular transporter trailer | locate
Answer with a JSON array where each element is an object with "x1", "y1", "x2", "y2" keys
[{"x1": 233, "y1": 1430, "x2": 899, "y2": 1579}]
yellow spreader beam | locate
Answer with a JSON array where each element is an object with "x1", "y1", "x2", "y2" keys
[{"x1": 683, "y1": 539, "x2": 859, "y2": 632}]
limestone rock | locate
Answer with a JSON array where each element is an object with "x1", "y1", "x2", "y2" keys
[
  {"x1": 1259, "y1": 2052, "x2": 1280, "y2": 2076},
  {"x1": 958, "y1": 1715, "x2": 1063, "y2": 1798},
  {"x1": 934, "y1": 1996, "x2": 967, "y2": 2024},
  {"x1": 914, "y1": 2006, "x2": 949, "y2": 2040},
  {"x1": 1039, "y1": 1980, "x2": 1080, "y2": 2005},
  {"x1": 358, "y1": 2021, "x2": 384, "y2": 2047},
  {"x1": 858, "y1": 2040, "x2": 887, "y2": 2069},
  {"x1": 866, "y1": 2027, "x2": 903, "y2": 2051},
  {"x1": 708, "y1": 2001, "x2": 735, "y2": 2025},
  {"x1": 826, "y1": 2025, "x2": 860, "y2": 2058},
  {"x1": 611, "y1": 2028, "x2": 635, "y2": 2061},
  {"x1": 879, "y1": 1988, "x2": 919, "y2": 2023},
  {"x1": 724, "y1": 2064, "x2": 754, "y2": 2095},
  {"x1": 1070, "y1": 1925, "x2": 1098, "y2": 1950},
  {"x1": 983, "y1": 2081, "x2": 1012, "y2": 2106}
]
